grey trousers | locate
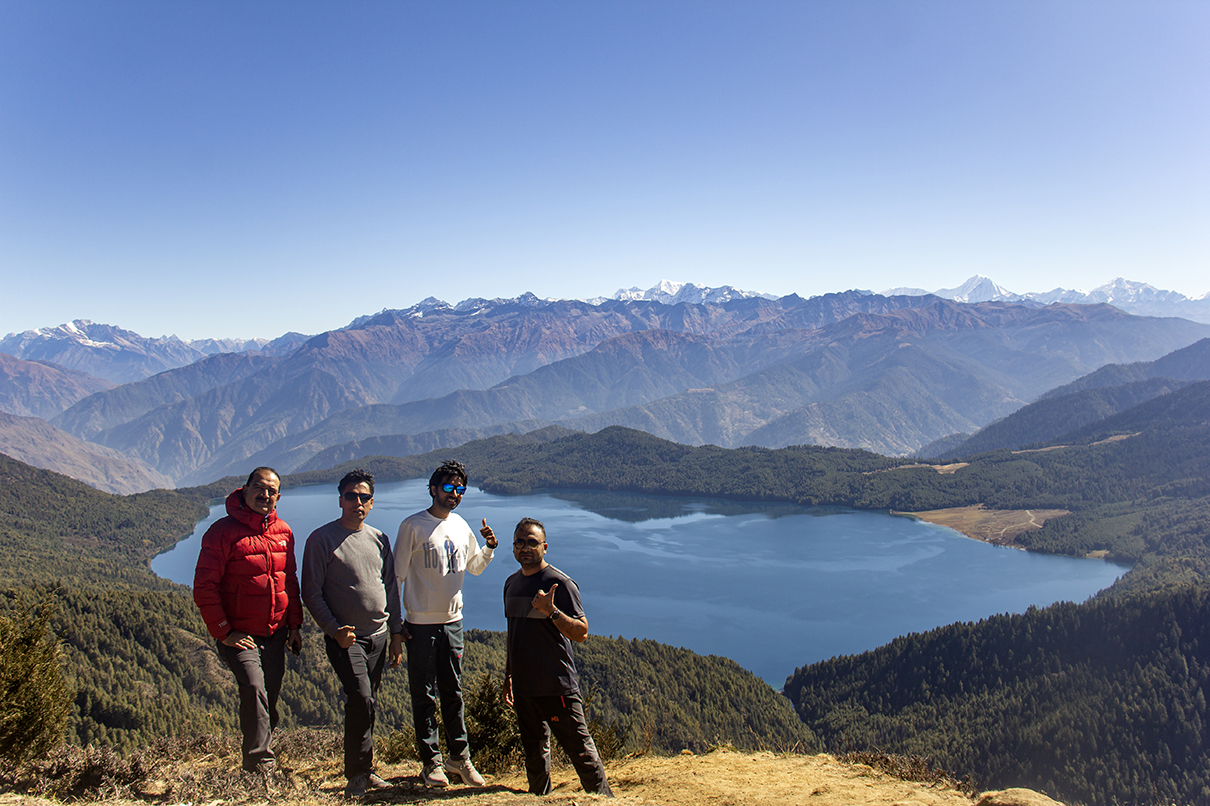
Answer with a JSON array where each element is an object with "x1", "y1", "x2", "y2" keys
[{"x1": 216, "y1": 627, "x2": 288, "y2": 771}]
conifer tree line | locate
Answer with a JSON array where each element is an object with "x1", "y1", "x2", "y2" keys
[{"x1": 784, "y1": 588, "x2": 1210, "y2": 806}]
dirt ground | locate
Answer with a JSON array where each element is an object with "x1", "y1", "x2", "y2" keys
[
  {"x1": 0, "y1": 748, "x2": 1063, "y2": 806},
  {"x1": 894, "y1": 505, "x2": 1070, "y2": 549}
]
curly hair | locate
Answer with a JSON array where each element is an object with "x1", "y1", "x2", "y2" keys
[{"x1": 429, "y1": 460, "x2": 468, "y2": 491}]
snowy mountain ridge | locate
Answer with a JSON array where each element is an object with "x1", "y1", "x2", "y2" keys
[{"x1": 883, "y1": 275, "x2": 1210, "y2": 322}]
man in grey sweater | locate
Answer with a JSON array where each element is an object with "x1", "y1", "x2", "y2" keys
[{"x1": 302, "y1": 469, "x2": 404, "y2": 798}]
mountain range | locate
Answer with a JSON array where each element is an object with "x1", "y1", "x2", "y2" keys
[
  {"x1": 884, "y1": 275, "x2": 1210, "y2": 323},
  {"x1": 5, "y1": 276, "x2": 1205, "y2": 385},
  {"x1": 2, "y1": 279, "x2": 1209, "y2": 492},
  {"x1": 0, "y1": 319, "x2": 309, "y2": 384}
]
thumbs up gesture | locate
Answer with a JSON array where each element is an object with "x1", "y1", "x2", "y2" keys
[{"x1": 480, "y1": 518, "x2": 498, "y2": 548}]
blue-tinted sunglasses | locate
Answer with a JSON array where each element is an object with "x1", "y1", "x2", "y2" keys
[{"x1": 441, "y1": 483, "x2": 467, "y2": 495}]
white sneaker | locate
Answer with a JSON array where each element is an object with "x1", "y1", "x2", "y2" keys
[{"x1": 443, "y1": 758, "x2": 486, "y2": 786}]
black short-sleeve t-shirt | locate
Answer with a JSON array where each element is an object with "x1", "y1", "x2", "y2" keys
[{"x1": 503, "y1": 564, "x2": 584, "y2": 697}]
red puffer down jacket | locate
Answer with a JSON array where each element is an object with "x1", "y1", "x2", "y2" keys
[{"x1": 193, "y1": 488, "x2": 303, "y2": 640}]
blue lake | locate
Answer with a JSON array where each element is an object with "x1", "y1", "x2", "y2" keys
[{"x1": 153, "y1": 479, "x2": 1127, "y2": 687}]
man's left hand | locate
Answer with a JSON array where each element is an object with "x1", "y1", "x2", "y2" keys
[
  {"x1": 532, "y1": 583, "x2": 558, "y2": 617},
  {"x1": 389, "y1": 633, "x2": 403, "y2": 668}
]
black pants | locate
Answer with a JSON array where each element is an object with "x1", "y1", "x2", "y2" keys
[
  {"x1": 216, "y1": 628, "x2": 287, "y2": 771},
  {"x1": 325, "y1": 631, "x2": 389, "y2": 779},
  {"x1": 405, "y1": 621, "x2": 469, "y2": 765},
  {"x1": 514, "y1": 692, "x2": 613, "y2": 797}
]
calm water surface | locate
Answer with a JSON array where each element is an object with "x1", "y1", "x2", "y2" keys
[{"x1": 154, "y1": 479, "x2": 1127, "y2": 686}]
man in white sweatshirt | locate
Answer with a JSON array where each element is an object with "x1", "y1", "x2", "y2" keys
[{"x1": 395, "y1": 460, "x2": 498, "y2": 787}]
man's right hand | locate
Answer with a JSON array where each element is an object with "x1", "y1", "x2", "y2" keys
[
  {"x1": 335, "y1": 625, "x2": 356, "y2": 648},
  {"x1": 222, "y1": 631, "x2": 256, "y2": 650},
  {"x1": 503, "y1": 674, "x2": 513, "y2": 707}
]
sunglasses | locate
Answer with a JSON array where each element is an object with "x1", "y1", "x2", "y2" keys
[
  {"x1": 342, "y1": 491, "x2": 373, "y2": 504},
  {"x1": 513, "y1": 538, "x2": 543, "y2": 548},
  {"x1": 440, "y1": 483, "x2": 468, "y2": 495}
]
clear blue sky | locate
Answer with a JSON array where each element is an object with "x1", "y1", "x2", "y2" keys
[{"x1": 2, "y1": 1, "x2": 1206, "y2": 341}]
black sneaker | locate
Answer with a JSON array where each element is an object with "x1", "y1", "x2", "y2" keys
[
  {"x1": 344, "y1": 773, "x2": 368, "y2": 798},
  {"x1": 420, "y1": 763, "x2": 450, "y2": 787}
]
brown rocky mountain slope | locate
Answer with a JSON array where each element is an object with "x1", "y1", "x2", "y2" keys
[
  {"x1": 0, "y1": 411, "x2": 170, "y2": 494},
  {"x1": 0, "y1": 352, "x2": 111, "y2": 419}
]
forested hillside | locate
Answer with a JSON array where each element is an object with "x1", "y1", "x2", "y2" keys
[
  {"x1": 784, "y1": 587, "x2": 1210, "y2": 806},
  {"x1": 1038, "y1": 336, "x2": 1210, "y2": 400}
]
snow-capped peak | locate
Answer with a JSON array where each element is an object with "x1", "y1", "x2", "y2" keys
[
  {"x1": 607, "y1": 280, "x2": 773, "y2": 305},
  {"x1": 876, "y1": 275, "x2": 1210, "y2": 323},
  {"x1": 880, "y1": 276, "x2": 1023, "y2": 303},
  {"x1": 936, "y1": 275, "x2": 1018, "y2": 303}
]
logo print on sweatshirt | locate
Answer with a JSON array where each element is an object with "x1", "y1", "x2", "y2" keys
[{"x1": 424, "y1": 539, "x2": 461, "y2": 572}]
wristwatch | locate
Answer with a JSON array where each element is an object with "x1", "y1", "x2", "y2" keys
[{"x1": 550, "y1": 608, "x2": 562, "y2": 621}]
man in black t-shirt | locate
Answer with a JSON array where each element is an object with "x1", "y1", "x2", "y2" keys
[{"x1": 501, "y1": 517, "x2": 613, "y2": 797}]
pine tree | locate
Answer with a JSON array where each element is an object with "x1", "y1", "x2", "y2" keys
[{"x1": 0, "y1": 596, "x2": 71, "y2": 762}]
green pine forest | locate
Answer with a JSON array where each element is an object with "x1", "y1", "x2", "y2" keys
[{"x1": 3, "y1": 379, "x2": 1210, "y2": 805}]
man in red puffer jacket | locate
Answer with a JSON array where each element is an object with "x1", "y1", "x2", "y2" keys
[{"x1": 194, "y1": 466, "x2": 303, "y2": 776}]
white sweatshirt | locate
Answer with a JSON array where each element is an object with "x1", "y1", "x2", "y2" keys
[{"x1": 395, "y1": 509, "x2": 494, "y2": 624}]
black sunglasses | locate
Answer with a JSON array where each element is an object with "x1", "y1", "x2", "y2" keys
[
  {"x1": 342, "y1": 491, "x2": 373, "y2": 504},
  {"x1": 513, "y1": 538, "x2": 543, "y2": 548}
]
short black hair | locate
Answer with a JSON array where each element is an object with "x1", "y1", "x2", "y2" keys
[
  {"x1": 514, "y1": 517, "x2": 546, "y2": 539},
  {"x1": 429, "y1": 460, "x2": 468, "y2": 492},
  {"x1": 245, "y1": 466, "x2": 281, "y2": 488},
  {"x1": 338, "y1": 468, "x2": 375, "y2": 496}
]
